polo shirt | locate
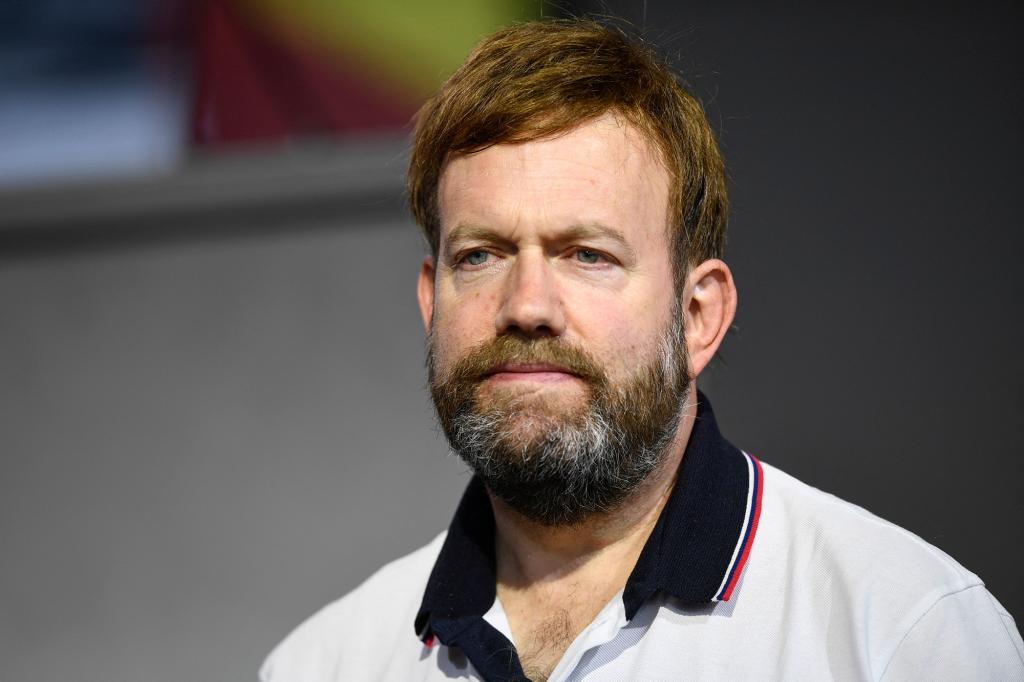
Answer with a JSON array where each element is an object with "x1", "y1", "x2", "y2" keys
[{"x1": 261, "y1": 396, "x2": 1024, "y2": 681}]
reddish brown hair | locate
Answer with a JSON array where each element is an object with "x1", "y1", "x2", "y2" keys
[{"x1": 407, "y1": 19, "x2": 728, "y2": 283}]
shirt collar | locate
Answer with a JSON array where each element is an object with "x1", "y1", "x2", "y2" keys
[{"x1": 415, "y1": 390, "x2": 761, "y2": 638}]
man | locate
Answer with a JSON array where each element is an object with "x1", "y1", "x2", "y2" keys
[{"x1": 261, "y1": 20, "x2": 1023, "y2": 681}]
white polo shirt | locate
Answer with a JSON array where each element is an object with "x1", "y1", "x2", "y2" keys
[{"x1": 261, "y1": 397, "x2": 1024, "y2": 681}]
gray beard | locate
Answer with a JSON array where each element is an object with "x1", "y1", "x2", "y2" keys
[{"x1": 429, "y1": 308, "x2": 690, "y2": 526}]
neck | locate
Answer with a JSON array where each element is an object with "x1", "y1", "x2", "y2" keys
[{"x1": 491, "y1": 389, "x2": 697, "y2": 588}]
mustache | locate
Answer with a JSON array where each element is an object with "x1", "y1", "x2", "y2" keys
[{"x1": 433, "y1": 335, "x2": 606, "y2": 387}]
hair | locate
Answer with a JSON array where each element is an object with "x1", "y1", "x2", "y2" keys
[{"x1": 407, "y1": 18, "x2": 728, "y2": 285}]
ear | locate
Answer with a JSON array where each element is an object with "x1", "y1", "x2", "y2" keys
[
  {"x1": 683, "y1": 258, "x2": 737, "y2": 378},
  {"x1": 417, "y1": 256, "x2": 436, "y2": 333}
]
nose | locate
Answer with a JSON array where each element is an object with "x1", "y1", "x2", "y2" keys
[{"x1": 495, "y1": 251, "x2": 566, "y2": 338}]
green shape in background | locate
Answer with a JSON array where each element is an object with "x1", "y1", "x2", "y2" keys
[{"x1": 243, "y1": 0, "x2": 544, "y2": 96}]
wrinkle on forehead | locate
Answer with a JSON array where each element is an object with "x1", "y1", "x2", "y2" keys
[{"x1": 436, "y1": 112, "x2": 671, "y2": 242}]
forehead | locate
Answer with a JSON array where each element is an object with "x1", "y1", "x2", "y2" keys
[{"x1": 437, "y1": 113, "x2": 672, "y2": 245}]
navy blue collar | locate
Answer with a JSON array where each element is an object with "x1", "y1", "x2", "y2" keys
[{"x1": 414, "y1": 392, "x2": 759, "y2": 681}]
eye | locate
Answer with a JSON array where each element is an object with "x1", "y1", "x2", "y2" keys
[
  {"x1": 575, "y1": 249, "x2": 604, "y2": 264},
  {"x1": 463, "y1": 250, "x2": 490, "y2": 266}
]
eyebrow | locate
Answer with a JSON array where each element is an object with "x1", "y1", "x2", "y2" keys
[
  {"x1": 444, "y1": 222, "x2": 637, "y2": 260},
  {"x1": 445, "y1": 224, "x2": 507, "y2": 247},
  {"x1": 442, "y1": 225, "x2": 514, "y2": 260},
  {"x1": 560, "y1": 223, "x2": 636, "y2": 260}
]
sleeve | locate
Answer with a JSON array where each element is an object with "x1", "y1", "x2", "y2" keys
[{"x1": 879, "y1": 584, "x2": 1024, "y2": 681}]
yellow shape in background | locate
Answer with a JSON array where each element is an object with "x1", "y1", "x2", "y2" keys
[{"x1": 239, "y1": 0, "x2": 543, "y2": 96}]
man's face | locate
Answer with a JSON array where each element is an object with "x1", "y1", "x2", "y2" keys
[{"x1": 421, "y1": 113, "x2": 689, "y2": 524}]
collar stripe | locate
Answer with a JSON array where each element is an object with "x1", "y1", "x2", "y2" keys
[{"x1": 714, "y1": 452, "x2": 764, "y2": 601}]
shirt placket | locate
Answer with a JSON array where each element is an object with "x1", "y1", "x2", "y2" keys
[{"x1": 548, "y1": 593, "x2": 629, "y2": 682}]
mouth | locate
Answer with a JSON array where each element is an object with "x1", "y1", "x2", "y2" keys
[{"x1": 482, "y1": 362, "x2": 582, "y2": 383}]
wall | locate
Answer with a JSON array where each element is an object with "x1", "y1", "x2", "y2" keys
[{"x1": 1, "y1": 141, "x2": 468, "y2": 682}]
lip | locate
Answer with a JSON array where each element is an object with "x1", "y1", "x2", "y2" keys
[{"x1": 483, "y1": 363, "x2": 580, "y2": 382}]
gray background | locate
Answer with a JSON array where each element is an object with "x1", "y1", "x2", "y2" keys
[{"x1": 1, "y1": 3, "x2": 1022, "y2": 681}]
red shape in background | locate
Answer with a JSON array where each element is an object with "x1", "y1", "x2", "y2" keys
[{"x1": 192, "y1": 0, "x2": 416, "y2": 146}]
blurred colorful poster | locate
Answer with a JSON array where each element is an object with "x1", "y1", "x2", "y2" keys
[{"x1": 193, "y1": 0, "x2": 541, "y2": 146}]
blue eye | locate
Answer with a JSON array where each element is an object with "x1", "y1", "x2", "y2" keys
[
  {"x1": 465, "y1": 250, "x2": 490, "y2": 266},
  {"x1": 576, "y1": 249, "x2": 602, "y2": 264}
]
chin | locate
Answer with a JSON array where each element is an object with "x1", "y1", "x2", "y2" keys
[{"x1": 475, "y1": 387, "x2": 589, "y2": 419}]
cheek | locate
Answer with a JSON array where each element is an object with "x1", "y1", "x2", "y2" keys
[
  {"x1": 573, "y1": 299, "x2": 672, "y2": 372},
  {"x1": 595, "y1": 320, "x2": 649, "y2": 368},
  {"x1": 430, "y1": 287, "x2": 500, "y2": 356}
]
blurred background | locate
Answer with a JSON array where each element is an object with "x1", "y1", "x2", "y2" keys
[{"x1": 0, "y1": 1, "x2": 1020, "y2": 680}]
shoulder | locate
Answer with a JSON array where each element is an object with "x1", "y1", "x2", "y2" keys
[
  {"x1": 753, "y1": 462, "x2": 1024, "y2": 677},
  {"x1": 259, "y1": 532, "x2": 447, "y2": 682},
  {"x1": 758, "y1": 460, "x2": 981, "y2": 592}
]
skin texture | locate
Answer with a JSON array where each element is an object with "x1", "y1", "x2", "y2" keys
[{"x1": 417, "y1": 113, "x2": 737, "y2": 680}]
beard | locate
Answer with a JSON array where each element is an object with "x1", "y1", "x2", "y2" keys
[{"x1": 428, "y1": 307, "x2": 690, "y2": 526}]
